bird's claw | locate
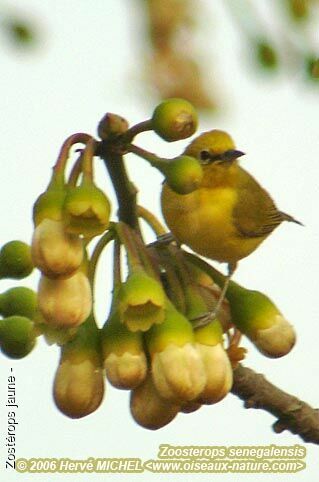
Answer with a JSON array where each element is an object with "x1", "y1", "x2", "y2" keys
[
  {"x1": 148, "y1": 232, "x2": 177, "y2": 248},
  {"x1": 191, "y1": 311, "x2": 217, "y2": 328}
]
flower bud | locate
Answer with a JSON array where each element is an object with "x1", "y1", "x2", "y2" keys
[
  {"x1": 0, "y1": 287, "x2": 37, "y2": 319},
  {"x1": 117, "y1": 270, "x2": 166, "y2": 332},
  {"x1": 305, "y1": 56, "x2": 319, "y2": 81},
  {"x1": 53, "y1": 320, "x2": 104, "y2": 418},
  {"x1": 38, "y1": 270, "x2": 92, "y2": 328},
  {"x1": 146, "y1": 302, "x2": 206, "y2": 402},
  {"x1": 196, "y1": 344, "x2": 233, "y2": 404},
  {"x1": 97, "y1": 113, "x2": 129, "y2": 140},
  {"x1": 152, "y1": 98, "x2": 198, "y2": 142},
  {"x1": 226, "y1": 282, "x2": 296, "y2": 358},
  {"x1": 151, "y1": 343, "x2": 206, "y2": 402},
  {"x1": 0, "y1": 316, "x2": 36, "y2": 359},
  {"x1": 255, "y1": 41, "x2": 278, "y2": 70},
  {"x1": 252, "y1": 314, "x2": 296, "y2": 358},
  {"x1": 31, "y1": 219, "x2": 83, "y2": 278},
  {"x1": 287, "y1": 0, "x2": 309, "y2": 20},
  {"x1": 162, "y1": 156, "x2": 203, "y2": 194},
  {"x1": 102, "y1": 311, "x2": 147, "y2": 389},
  {"x1": 180, "y1": 401, "x2": 202, "y2": 414},
  {"x1": 130, "y1": 373, "x2": 180, "y2": 430},
  {"x1": 0, "y1": 241, "x2": 33, "y2": 279},
  {"x1": 194, "y1": 320, "x2": 233, "y2": 404},
  {"x1": 33, "y1": 186, "x2": 66, "y2": 226},
  {"x1": 63, "y1": 183, "x2": 111, "y2": 238}
]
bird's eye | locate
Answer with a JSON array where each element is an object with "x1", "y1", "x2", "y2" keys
[{"x1": 200, "y1": 150, "x2": 211, "y2": 163}]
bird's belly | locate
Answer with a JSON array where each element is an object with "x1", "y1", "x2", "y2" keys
[{"x1": 161, "y1": 186, "x2": 263, "y2": 263}]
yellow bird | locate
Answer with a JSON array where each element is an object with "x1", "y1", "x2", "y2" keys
[{"x1": 161, "y1": 130, "x2": 301, "y2": 318}]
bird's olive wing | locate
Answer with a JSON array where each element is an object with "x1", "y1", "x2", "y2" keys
[{"x1": 232, "y1": 169, "x2": 284, "y2": 238}]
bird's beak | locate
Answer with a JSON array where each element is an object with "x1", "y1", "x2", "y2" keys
[{"x1": 220, "y1": 149, "x2": 245, "y2": 163}]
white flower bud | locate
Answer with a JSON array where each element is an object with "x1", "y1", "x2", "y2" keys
[
  {"x1": 38, "y1": 271, "x2": 92, "y2": 327},
  {"x1": 104, "y1": 352, "x2": 147, "y2": 389},
  {"x1": 152, "y1": 343, "x2": 206, "y2": 402},
  {"x1": 32, "y1": 219, "x2": 83, "y2": 278}
]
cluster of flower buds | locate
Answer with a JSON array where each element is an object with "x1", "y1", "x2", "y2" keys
[
  {"x1": 0, "y1": 99, "x2": 296, "y2": 429},
  {"x1": 99, "y1": 223, "x2": 234, "y2": 430},
  {"x1": 31, "y1": 135, "x2": 110, "y2": 331}
]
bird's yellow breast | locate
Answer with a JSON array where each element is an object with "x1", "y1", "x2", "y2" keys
[{"x1": 161, "y1": 183, "x2": 263, "y2": 264}]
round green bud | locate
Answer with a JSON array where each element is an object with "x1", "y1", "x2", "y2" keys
[
  {"x1": 0, "y1": 316, "x2": 36, "y2": 359},
  {"x1": 0, "y1": 241, "x2": 33, "y2": 279},
  {"x1": 97, "y1": 113, "x2": 129, "y2": 140},
  {"x1": 152, "y1": 98, "x2": 198, "y2": 142},
  {"x1": 255, "y1": 41, "x2": 278, "y2": 70},
  {"x1": 287, "y1": 0, "x2": 309, "y2": 20},
  {"x1": 305, "y1": 56, "x2": 319, "y2": 81},
  {"x1": 164, "y1": 155, "x2": 203, "y2": 194},
  {"x1": 0, "y1": 287, "x2": 37, "y2": 319},
  {"x1": 7, "y1": 20, "x2": 35, "y2": 45}
]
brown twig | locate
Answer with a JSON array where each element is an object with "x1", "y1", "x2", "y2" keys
[
  {"x1": 98, "y1": 141, "x2": 139, "y2": 229},
  {"x1": 232, "y1": 364, "x2": 319, "y2": 444}
]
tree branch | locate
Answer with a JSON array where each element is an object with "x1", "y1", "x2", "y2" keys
[
  {"x1": 232, "y1": 364, "x2": 319, "y2": 444},
  {"x1": 98, "y1": 140, "x2": 139, "y2": 229}
]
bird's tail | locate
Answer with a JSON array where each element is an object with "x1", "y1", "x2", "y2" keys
[{"x1": 280, "y1": 211, "x2": 304, "y2": 226}]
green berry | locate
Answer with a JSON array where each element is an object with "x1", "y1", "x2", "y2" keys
[
  {"x1": 152, "y1": 98, "x2": 198, "y2": 142},
  {"x1": 0, "y1": 287, "x2": 37, "y2": 319},
  {"x1": 0, "y1": 316, "x2": 36, "y2": 359},
  {"x1": 305, "y1": 56, "x2": 319, "y2": 81},
  {"x1": 164, "y1": 155, "x2": 203, "y2": 194},
  {"x1": 0, "y1": 241, "x2": 33, "y2": 279},
  {"x1": 255, "y1": 41, "x2": 278, "y2": 70}
]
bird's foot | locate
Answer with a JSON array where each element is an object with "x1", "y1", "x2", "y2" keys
[
  {"x1": 148, "y1": 232, "x2": 177, "y2": 248},
  {"x1": 191, "y1": 310, "x2": 218, "y2": 328}
]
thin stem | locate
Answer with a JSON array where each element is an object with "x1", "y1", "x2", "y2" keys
[
  {"x1": 88, "y1": 229, "x2": 115, "y2": 287},
  {"x1": 128, "y1": 143, "x2": 170, "y2": 168},
  {"x1": 137, "y1": 205, "x2": 167, "y2": 237},
  {"x1": 130, "y1": 228, "x2": 162, "y2": 280},
  {"x1": 115, "y1": 222, "x2": 143, "y2": 271},
  {"x1": 120, "y1": 119, "x2": 153, "y2": 143},
  {"x1": 81, "y1": 137, "x2": 97, "y2": 182},
  {"x1": 113, "y1": 238, "x2": 122, "y2": 290},
  {"x1": 157, "y1": 249, "x2": 186, "y2": 314},
  {"x1": 184, "y1": 251, "x2": 226, "y2": 287},
  {"x1": 110, "y1": 238, "x2": 122, "y2": 312},
  {"x1": 53, "y1": 133, "x2": 93, "y2": 183},
  {"x1": 68, "y1": 152, "x2": 83, "y2": 186}
]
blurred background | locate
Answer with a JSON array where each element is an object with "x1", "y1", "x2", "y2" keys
[{"x1": 0, "y1": 1, "x2": 319, "y2": 480}]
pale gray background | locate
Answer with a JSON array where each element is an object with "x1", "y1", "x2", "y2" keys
[{"x1": 0, "y1": 1, "x2": 318, "y2": 480}]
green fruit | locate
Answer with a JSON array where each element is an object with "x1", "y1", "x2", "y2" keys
[
  {"x1": 305, "y1": 56, "x2": 319, "y2": 81},
  {"x1": 164, "y1": 155, "x2": 203, "y2": 194},
  {"x1": 0, "y1": 316, "x2": 36, "y2": 359},
  {"x1": 0, "y1": 241, "x2": 33, "y2": 279},
  {"x1": 0, "y1": 287, "x2": 37, "y2": 319},
  {"x1": 255, "y1": 41, "x2": 278, "y2": 70},
  {"x1": 152, "y1": 98, "x2": 198, "y2": 142}
]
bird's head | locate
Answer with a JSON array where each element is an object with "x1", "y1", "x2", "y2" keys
[{"x1": 184, "y1": 130, "x2": 245, "y2": 167}]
